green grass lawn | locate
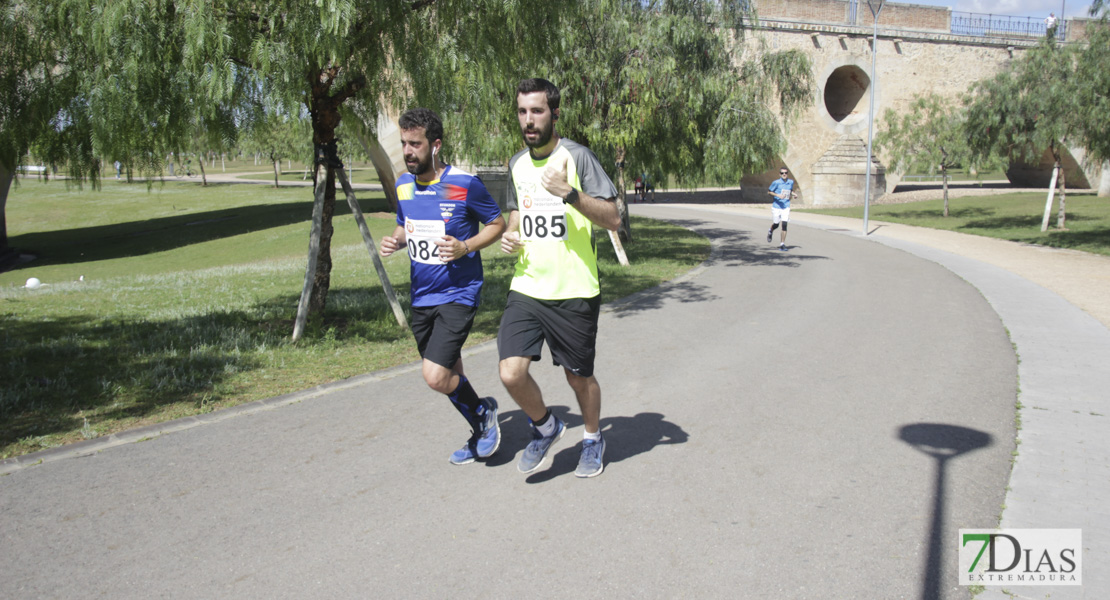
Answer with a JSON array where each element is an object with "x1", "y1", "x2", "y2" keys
[
  {"x1": 0, "y1": 179, "x2": 710, "y2": 459},
  {"x1": 801, "y1": 191, "x2": 1110, "y2": 256},
  {"x1": 232, "y1": 166, "x2": 383, "y2": 185}
]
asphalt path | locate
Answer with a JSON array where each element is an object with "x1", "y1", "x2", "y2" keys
[{"x1": 0, "y1": 206, "x2": 1017, "y2": 599}]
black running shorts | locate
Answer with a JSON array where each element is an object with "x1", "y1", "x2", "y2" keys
[
  {"x1": 410, "y1": 302, "x2": 478, "y2": 369},
  {"x1": 497, "y1": 290, "x2": 601, "y2": 378}
]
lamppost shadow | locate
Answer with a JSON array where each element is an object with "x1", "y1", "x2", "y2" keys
[{"x1": 899, "y1": 423, "x2": 993, "y2": 600}]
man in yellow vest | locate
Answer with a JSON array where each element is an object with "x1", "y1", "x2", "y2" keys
[{"x1": 498, "y1": 78, "x2": 621, "y2": 478}]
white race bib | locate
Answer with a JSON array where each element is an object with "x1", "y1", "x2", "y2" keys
[
  {"x1": 405, "y1": 217, "x2": 446, "y2": 264},
  {"x1": 519, "y1": 193, "x2": 569, "y2": 242}
]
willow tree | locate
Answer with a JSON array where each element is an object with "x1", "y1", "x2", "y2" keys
[
  {"x1": 173, "y1": 0, "x2": 561, "y2": 322},
  {"x1": 443, "y1": 0, "x2": 814, "y2": 200},
  {"x1": 0, "y1": 3, "x2": 80, "y2": 258},
  {"x1": 965, "y1": 36, "x2": 1080, "y2": 230},
  {"x1": 876, "y1": 94, "x2": 1001, "y2": 217},
  {"x1": 1074, "y1": 18, "x2": 1110, "y2": 170},
  {"x1": 241, "y1": 111, "x2": 312, "y2": 188}
]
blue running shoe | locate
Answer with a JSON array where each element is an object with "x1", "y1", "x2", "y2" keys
[
  {"x1": 518, "y1": 415, "x2": 565, "y2": 473},
  {"x1": 449, "y1": 398, "x2": 500, "y2": 465},
  {"x1": 779, "y1": 243, "x2": 787, "y2": 251},
  {"x1": 575, "y1": 435, "x2": 606, "y2": 478}
]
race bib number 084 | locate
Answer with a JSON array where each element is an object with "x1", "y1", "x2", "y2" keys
[{"x1": 405, "y1": 218, "x2": 446, "y2": 264}]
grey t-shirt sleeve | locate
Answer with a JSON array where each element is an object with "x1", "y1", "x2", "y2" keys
[
  {"x1": 506, "y1": 150, "x2": 525, "y2": 211},
  {"x1": 564, "y1": 140, "x2": 618, "y2": 201}
]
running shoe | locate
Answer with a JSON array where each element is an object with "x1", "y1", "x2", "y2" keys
[
  {"x1": 449, "y1": 398, "x2": 500, "y2": 465},
  {"x1": 779, "y1": 243, "x2": 787, "y2": 251},
  {"x1": 518, "y1": 415, "x2": 566, "y2": 473},
  {"x1": 767, "y1": 229, "x2": 773, "y2": 243},
  {"x1": 575, "y1": 436, "x2": 606, "y2": 478}
]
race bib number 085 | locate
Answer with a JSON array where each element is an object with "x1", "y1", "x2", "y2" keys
[
  {"x1": 405, "y1": 218, "x2": 446, "y2": 264},
  {"x1": 520, "y1": 194, "x2": 569, "y2": 242}
]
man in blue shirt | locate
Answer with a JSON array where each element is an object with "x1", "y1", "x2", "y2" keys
[
  {"x1": 379, "y1": 108, "x2": 507, "y2": 465},
  {"x1": 767, "y1": 167, "x2": 796, "y2": 251}
]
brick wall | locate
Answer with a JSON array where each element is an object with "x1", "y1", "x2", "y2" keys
[
  {"x1": 758, "y1": 0, "x2": 950, "y2": 32},
  {"x1": 860, "y1": 3, "x2": 950, "y2": 31},
  {"x1": 1064, "y1": 18, "x2": 1101, "y2": 41},
  {"x1": 757, "y1": 0, "x2": 850, "y2": 25}
]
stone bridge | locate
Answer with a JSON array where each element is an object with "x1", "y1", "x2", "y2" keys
[{"x1": 739, "y1": 0, "x2": 1104, "y2": 205}]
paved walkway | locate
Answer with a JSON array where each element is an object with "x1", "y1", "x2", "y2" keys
[
  {"x1": 654, "y1": 204, "x2": 1109, "y2": 600},
  {"x1": 1, "y1": 202, "x2": 1106, "y2": 599}
]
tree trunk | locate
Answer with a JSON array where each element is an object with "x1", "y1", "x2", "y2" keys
[
  {"x1": 0, "y1": 164, "x2": 12, "y2": 251},
  {"x1": 309, "y1": 167, "x2": 335, "y2": 314},
  {"x1": 272, "y1": 159, "x2": 281, "y2": 188},
  {"x1": 941, "y1": 165, "x2": 949, "y2": 217},
  {"x1": 1056, "y1": 161, "x2": 1067, "y2": 229},
  {"x1": 614, "y1": 148, "x2": 632, "y2": 243},
  {"x1": 306, "y1": 88, "x2": 343, "y2": 316},
  {"x1": 1040, "y1": 159, "x2": 1060, "y2": 232},
  {"x1": 198, "y1": 156, "x2": 208, "y2": 186}
]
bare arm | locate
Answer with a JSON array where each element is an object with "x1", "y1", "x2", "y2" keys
[
  {"x1": 379, "y1": 225, "x2": 406, "y2": 257},
  {"x1": 501, "y1": 210, "x2": 523, "y2": 254},
  {"x1": 541, "y1": 157, "x2": 621, "y2": 231},
  {"x1": 436, "y1": 215, "x2": 507, "y2": 262}
]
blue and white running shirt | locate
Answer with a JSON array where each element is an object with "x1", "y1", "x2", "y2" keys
[{"x1": 395, "y1": 165, "x2": 503, "y2": 307}]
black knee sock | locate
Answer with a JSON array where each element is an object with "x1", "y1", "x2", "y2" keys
[
  {"x1": 532, "y1": 409, "x2": 552, "y2": 427},
  {"x1": 447, "y1": 376, "x2": 484, "y2": 428},
  {"x1": 770, "y1": 223, "x2": 780, "y2": 232}
]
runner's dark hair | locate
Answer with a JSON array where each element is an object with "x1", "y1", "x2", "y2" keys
[
  {"x1": 516, "y1": 78, "x2": 560, "y2": 110},
  {"x1": 399, "y1": 108, "x2": 444, "y2": 143}
]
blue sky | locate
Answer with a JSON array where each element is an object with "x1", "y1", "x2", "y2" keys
[{"x1": 899, "y1": 0, "x2": 1093, "y2": 19}]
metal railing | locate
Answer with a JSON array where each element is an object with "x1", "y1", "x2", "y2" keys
[{"x1": 951, "y1": 11, "x2": 1067, "y2": 40}]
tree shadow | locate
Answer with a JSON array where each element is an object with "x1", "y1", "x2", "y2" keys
[
  {"x1": 0, "y1": 286, "x2": 413, "y2": 451},
  {"x1": 602, "y1": 218, "x2": 830, "y2": 317},
  {"x1": 899, "y1": 423, "x2": 993, "y2": 600},
  {"x1": 6, "y1": 195, "x2": 392, "y2": 269},
  {"x1": 963, "y1": 211, "x2": 1099, "y2": 232},
  {"x1": 892, "y1": 207, "x2": 995, "y2": 220},
  {"x1": 962, "y1": 214, "x2": 1045, "y2": 230},
  {"x1": 1034, "y1": 226, "x2": 1110, "y2": 251}
]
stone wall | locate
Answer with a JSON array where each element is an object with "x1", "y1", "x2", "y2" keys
[{"x1": 740, "y1": 8, "x2": 1042, "y2": 205}]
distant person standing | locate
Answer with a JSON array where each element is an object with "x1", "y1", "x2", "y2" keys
[
  {"x1": 767, "y1": 167, "x2": 795, "y2": 251},
  {"x1": 498, "y1": 78, "x2": 621, "y2": 478},
  {"x1": 1044, "y1": 12, "x2": 1057, "y2": 37},
  {"x1": 379, "y1": 108, "x2": 507, "y2": 465}
]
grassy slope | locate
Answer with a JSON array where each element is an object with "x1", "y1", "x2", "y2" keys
[
  {"x1": 801, "y1": 192, "x2": 1110, "y2": 257},
  {"x1": 0, "y1": 180, "x2": 710, "y2": 458}
]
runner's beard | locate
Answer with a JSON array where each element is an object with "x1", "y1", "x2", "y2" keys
[
  {"x1": 405, "y1": 154, "x2": 432, "y2": 176},
  {"x1": 522, "y1": 121, "x2": 554, "y2": 149}
]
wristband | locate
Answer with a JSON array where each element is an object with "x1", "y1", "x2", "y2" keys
[
  {"x1": 463, "y1": 241, "x2": 470, "y2": 254},
  {"x1": 562, "y1": 189, "x2": 579, "y2": 205}
]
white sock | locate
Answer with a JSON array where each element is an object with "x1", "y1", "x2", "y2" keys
[
  {"x1": 536, "y1": 416, "x2": 557, "y2": 437},
  {"x1": 584, "y1": 430, "x2": 602, "y2": 442}
]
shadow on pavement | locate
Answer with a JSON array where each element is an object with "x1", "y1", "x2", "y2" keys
[
  {"x1": 606, "y1": 218, "x2": 832, "y2": 318},
  {"x1": 899, "y1": 423, "x2": 993, "y2": 600},
  {"x1": 515, "y1": 410, "x2": 689, "y2": 484}
]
